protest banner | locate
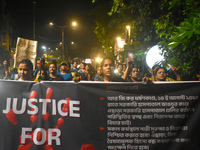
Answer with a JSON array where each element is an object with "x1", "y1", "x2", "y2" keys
[
  {"x1": 14, "y1": 37, "x2": 38, "y2": 69},
  {"x1": 0, "y1": 80, "x2": 200, "y2": 150}
]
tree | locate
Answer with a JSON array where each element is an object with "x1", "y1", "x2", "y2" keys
[
  {"x1": 154, "y1": 0, "x2": 200, "y2": 80},
  {"x1": 92, "y1": 0, "x2": 168, "y2": 64},
  {"x1": 0, "y1": 46, "x2": 12, "y2": 62}
]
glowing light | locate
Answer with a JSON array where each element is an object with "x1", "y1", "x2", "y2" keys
[
  {"x1": 145, "y1": 45, "x2": 164, "y2": 68},
  {"x1": 117, "y1": 37, "x2": 121, "y2": 42},
  {"x1": 126, "y1": 25, "x2": 130, "y2": 30},
  {"x1": 96, "y1": 58, "x2": 101, "y2": 63},
  {"x1": 42, "y1": 46, "x2": 46, "y2": 50},
  {"x1": 72, "y1": 22, "x2": 77, "y2": 26},
  {"x1": 114, "y1": 69, "x2": 118, "y2": 74}
]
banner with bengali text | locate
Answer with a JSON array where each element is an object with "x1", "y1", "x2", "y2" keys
[{"x1": 0, "y1": 80, "x2": 200, "y2": 150}]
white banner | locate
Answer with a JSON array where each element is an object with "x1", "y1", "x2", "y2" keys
[{"x1": 14, "y1": 37, "x2": 38, "y2": 69}]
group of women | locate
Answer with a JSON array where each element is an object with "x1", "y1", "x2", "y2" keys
[{"x1": 116, "y1": 58, "x2": 181, "y2": 82}]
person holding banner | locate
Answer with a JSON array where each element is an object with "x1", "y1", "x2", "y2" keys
[{"x1": 18, "y1": 59, "x2": 34, "y2": 81}]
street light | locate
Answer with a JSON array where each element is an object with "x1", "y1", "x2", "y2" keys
[
  {"x1": 50, "y1": 21, "x2": 77, "y2": 60},
  {"x1": 125, "y1": 25, "x2": 131, "y2": 43}
]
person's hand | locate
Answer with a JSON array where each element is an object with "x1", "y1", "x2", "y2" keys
[
  {"x1": 142, "y1": 77, "x2": 152, "y2": 84},
  {"x1": 127, "y1": 58, "x2": 131, "y2": 66},
  {"x1": 73, "y1": 76, "x2": 82, "y2": 83},
  {"x1": 170, "y1": 65, "x2": 178, "y2": 73},
  {"x1": 148, "y1": 68, "x2": 153, "y2": 75}
]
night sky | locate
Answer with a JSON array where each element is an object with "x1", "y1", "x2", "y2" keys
[{"x1": 5, "y1": 0, "x2": 101, "y2": 58}]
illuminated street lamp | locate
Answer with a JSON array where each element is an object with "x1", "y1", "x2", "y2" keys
[
  {"x1": 126, "y1": 25, "x2": 131, "y2": 37},
  {"x1": 125, "y1": 25, "x2": 131, "y2": 43},
  {"x1": 42, "y1": 46, "x2": 46, "y2": 50},
  {"x1": 50, "y1": 21, "x2": 77, "y2": 60}
]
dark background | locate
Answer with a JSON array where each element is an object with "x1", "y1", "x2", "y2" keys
[{"x1": 5, "y1": 0, "x2": 100, "y2": 58}]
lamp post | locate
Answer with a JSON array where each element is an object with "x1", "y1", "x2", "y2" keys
[
  {"x1": 33, "y1": 0, "x2": 36, "y2": 40},
  {"x1": 50, "y1": 21, "x2": 77, "y2": 60}
]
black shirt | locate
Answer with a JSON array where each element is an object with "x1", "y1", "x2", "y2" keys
[{"x1": 47, "y1": 75, "x2": 64, "y2": 81}]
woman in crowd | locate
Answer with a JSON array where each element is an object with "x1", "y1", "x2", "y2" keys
[
  {"x1": 101, "y1": 57, "x2": 126, "y2": 82},
  {"x1": 78, "y1": 62, "x2": 86, "y2": 74},
  {"x1": 3, "y1": 60, "x2": 10, "y2": 79},
  {"x1": 47, "y1": 63, "x2": 64, "y2": 81},
  {"x1": 0, "y1": 62, "x2": 7, "y2": 79},
  {"x1": 153, "y1": 66, "x2": 177, "y2": 81},
  {"x1": 18, "y1": 59, "x2": 34, "y2": 81},
  {"x1": 34, "y1": 68, "x2": 47, "y2": 82},
  {"x1": 148, "y1": 64, "x2": 181, "y2": 82},
  {"x1": 128, "y1": 67, "x2": 141, "y2": 82},
  {"x1": 80, "y1": 64, "x2": 92, "y2": 81},
  {"x1": 127, "y1": 66, "x2": 150, "y2": 83}
]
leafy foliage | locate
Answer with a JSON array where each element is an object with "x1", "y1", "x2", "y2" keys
[
  {"x1": 92, "y1": 0, "x2": 166, "y2": 66},
  {"x1": 154, "y1": 0, "x2": 200, "y2": 80},
  {"x1": 92, "y1": 0, "x2": 200, "y2": 79}
]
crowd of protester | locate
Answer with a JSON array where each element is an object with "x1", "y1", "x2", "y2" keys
[{"x1": 0, "y1": 58, "x2": 199, "y2": 82}]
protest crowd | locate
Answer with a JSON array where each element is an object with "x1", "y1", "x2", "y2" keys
[{"x1": 0, "y1": 57, "x2": 199, "y2": 83}]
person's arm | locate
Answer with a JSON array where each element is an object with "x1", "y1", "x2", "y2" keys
[
  {"x1": 169, "y1": 65, "x2": 181, "y2": 81},
  {"x1": 122, "y1": 58, "x2": 130, "y2": 80},
  {"x1": 142, "y1": 76, "x2": 153, "y2": 84},
  {"x1": 3, "y1": 70, "x2": 8, "y2": 79},
  {"x1": 176, "y1": 74, "x2": 181, "y2": 81},
  {"x1": 8, "y1": 66, "x2": 11, "y2": 74},
  {"x1": 73, "y1": 76, "x2": 82, "y2": 83}
]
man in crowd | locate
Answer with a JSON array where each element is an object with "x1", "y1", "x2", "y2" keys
[
  {"x1": 92, "y1": 65, "x2": 103, "y2": 81},
  {"x1": 47, "y1": 63, "x2": 64, "y2": 81},
  {"x1": 57, "y1": 62, "x2": 73, "y2": 81},
  {"x1": 116, "y1": 63, "x2": 124, "y2": 78}
]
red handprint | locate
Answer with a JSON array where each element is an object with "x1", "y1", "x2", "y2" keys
[
  {"x1": 6, "y1": 108, "x2": 17, "y2": 125},
  {"x1": 81, "y1": 144, "x2": 95, "y2": 150}
]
